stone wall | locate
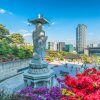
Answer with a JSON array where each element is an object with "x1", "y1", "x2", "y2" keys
[{"x1": 0, "y1": 59, "x2": 31, "y2": 81}]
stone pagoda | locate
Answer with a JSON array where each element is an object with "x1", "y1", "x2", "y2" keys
[{"x1": 24, "y1": 14, "x2": 54, "y2": 88}]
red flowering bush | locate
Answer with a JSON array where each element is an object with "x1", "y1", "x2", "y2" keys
[{"x1": 61, "y1": 68, "x2": 100, "y2": 100}]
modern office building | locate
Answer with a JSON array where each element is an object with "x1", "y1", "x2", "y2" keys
[
  {"x1": 59, "y1": 42, "x2": 65, "y2": 51},
  {"x1": 76, "y1": 24, "x2": 87, "y2": 53},
  {"x1": 64, "y1": 44, "x2": 74, "y2": 52},
  {"x1": 84, "y1": 47, "x2": 100, "y2": 56}
]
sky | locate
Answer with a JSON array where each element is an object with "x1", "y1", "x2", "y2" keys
[{"x1": 0, "y1": 0, "x2": 100, "y2": 46}]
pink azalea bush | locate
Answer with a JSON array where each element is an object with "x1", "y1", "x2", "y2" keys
[{"x1": 61, "y1": 67, "x2": 100, "y2": 100}]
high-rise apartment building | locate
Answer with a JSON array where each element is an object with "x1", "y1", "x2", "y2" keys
[
  {"x1": 47, "y1": 42, "x2": 65, "y2": 51},
  {"x1": 76, "y1": 24, "x2": 87, "y2": 53},
  {"x1": 59, "y1": 42, "x2": 65, "y2": 51},
  {"x1": 48, "y1": 42, "x2": 58, "y2": 51}
]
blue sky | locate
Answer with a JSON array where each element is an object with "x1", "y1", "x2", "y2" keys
[{"x1": 0, "y1": 0, "x2": 100, "y2": 45}]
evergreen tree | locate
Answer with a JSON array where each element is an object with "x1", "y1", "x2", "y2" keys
[{"x1": 0, "y1": 24, "x2": 9, "y2": 40}]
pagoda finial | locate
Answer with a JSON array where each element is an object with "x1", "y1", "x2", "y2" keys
[{"x1": 38, "y1": 14, "x2": 41, "y2": 18}]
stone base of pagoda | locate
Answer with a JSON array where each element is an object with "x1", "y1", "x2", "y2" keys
[
  {"x1": 24, "y1": 64, "x2": 54, "y2": 88},
  {"x1": 28, "y1": 61, "x2": 49, "y2": 74}
]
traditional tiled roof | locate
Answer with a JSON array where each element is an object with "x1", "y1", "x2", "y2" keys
[
  {"x1": 28, "y1": 18, "x2": 49, "y2": 25},
  {"x1": 63, "y1": 54, "x2": 81, "y2": 59}
]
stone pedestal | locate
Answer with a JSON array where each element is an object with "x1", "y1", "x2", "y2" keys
[
  {"x1": 24, "y1": 64, "x2": 54, "y2": 88},
  {"x1": 24, "y1": 52, "x2": 54, "y2": 88}
]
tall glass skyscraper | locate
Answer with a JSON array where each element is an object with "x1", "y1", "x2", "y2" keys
[{"x1": 76, "y1": 24, "x2": 87, "y2": 53}]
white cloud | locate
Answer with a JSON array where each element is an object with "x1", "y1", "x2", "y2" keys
[
  {"x1": 0, "y1": 8, "x2": 6, "y2": 14},
  {"x1": 10, "y1": 29, "x2": 28, "y2": 34},
  {"x1": 0, "y1": 8, "x2": 13, "y2": 15},
  {"x1": 23, "y1": 33, "x2": 32, "y2": 37},
  {"x1": 19, "y1": 29, "x2": 29, "y2": 33},
  {"x1": 18, "y1": 29, "x2": 32, "y2": 37}
]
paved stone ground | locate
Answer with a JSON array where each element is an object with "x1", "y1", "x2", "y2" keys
[
  {"x1": 0, "y1": 73, "x2": 25, "y2": 94},
  {"x1": 0, "y1": 63, "x2": 96, "y2": 94}
]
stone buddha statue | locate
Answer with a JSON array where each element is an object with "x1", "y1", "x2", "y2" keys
[{"x1": 32, "y1": 22, "x2": 47, "y2": 64}]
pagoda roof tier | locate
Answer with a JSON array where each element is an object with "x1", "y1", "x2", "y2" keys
[{"x1": 28, "y1": 18, "x2": 49, "y2": 25}]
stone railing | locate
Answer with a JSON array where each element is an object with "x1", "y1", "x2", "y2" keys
[{"x1": 0, "y1": 59, "x2": 32, "y2": 81}]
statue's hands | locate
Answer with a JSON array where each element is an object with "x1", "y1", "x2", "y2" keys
[{"x1": 33, "y1": 53, "x2": 40, "y2": 60}]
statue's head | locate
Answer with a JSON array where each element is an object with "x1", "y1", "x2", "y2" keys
[{"x1": 36, "y1": 23, "x2": 42, "y2": 30}]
